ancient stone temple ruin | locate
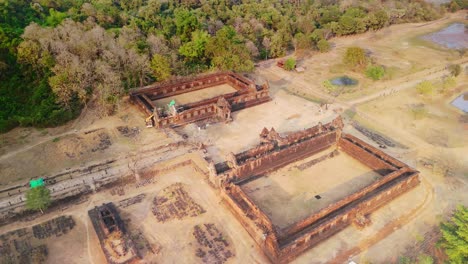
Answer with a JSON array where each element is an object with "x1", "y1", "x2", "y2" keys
[
  {"x1": 209, "y1": 116, "x2": 420, "y2": 263},
  {"x1": 88, "y1": 203, "x2": 140, "y2": 264},
  {"x1": 130, "y1": 72, "x2": 271, "y2": 128}
]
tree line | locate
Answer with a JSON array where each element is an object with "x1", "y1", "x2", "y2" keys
[{"x1": 0, "y1": 0, "x2": 458, "y2": 132}]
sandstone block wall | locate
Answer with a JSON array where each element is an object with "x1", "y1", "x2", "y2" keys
[
  {"x1": 214, "y1": 116, "x2": 420, "y2": 263},
  {"x1": 130, "y1": 72, "x2": 271, "y2": 128}
]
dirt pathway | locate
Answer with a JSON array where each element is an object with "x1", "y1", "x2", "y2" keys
[
  {"x1": 0, "y1": 129, "x2": 79, "y2": 162},
  {"x1": 348, "y1": 58, "x2": 468, "y2": 106},
  {"x1": 260, "y1": 58, "x2": 468, "y2": 109}
]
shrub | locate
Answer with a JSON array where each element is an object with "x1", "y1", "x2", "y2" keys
[
  {"x1": 284, "y1": 58, "x2": 296, "y2": 71},
  {"x1": 151, "y1": 54, "x2": 171, "y2": 81},
  {"x1": 441, "y1": 76, "x2": 457, "y2": 92},
  {"x1": 317, "y1": 39, "x2": 331, "y2": 53},
  {"x1": 416, "y1": 81, "x2": 434, "y2": 95},
  {"x1": 448, "y1": 64, "x2": 461, "y2": 77},
  {"x1": 365, "y1": 65, "x2": 385, "y2": 80},
  {"x1": 343, "y1": 47, "x2": 367, "y2": 68},
  {"x1": 417, "y1": 254, "x2": 434, "y2": 264},
  {"x1": 322, "y1": 80, "x2": 334, "y2": 92}
]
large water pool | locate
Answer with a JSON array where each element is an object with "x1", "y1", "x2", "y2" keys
[
  {"x1": 451, "y1": 93, "x2": 468, "y2": 113},
  {"x1": 422, "y1": 23, "x2": 468, "y2": 50}
]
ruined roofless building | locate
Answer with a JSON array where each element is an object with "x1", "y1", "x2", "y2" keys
[
  {"x1": 88, "y1": 203, "x2": 140, "y2": 264},
  {"x1": 209, "y1": 116, "x2": 420, "y2": 263},
  {"x1": 130, "y1": 71, "x2": 271, "y2": 128}
]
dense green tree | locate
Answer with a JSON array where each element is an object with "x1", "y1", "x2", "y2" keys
[
  {"x1": 45, "y1": 9, "x2": 68, "y2": 27},
  {"x1": 439, "y1": 205, "x2": 468, "y2": 264},
  {"x1": 150, "y1": 54, "x2": 171, "y2": 81},
  {"x1": 317, "y1": 39, "x2": 331, "y2": 52},
  {"x1": 269, "y1": 31, "x2": 289, "y2": 58},
  {"x1": 343, "y1": 47, "x2": 367, "y2": 68},
  {"x1": 174, "y1": 8, "x2": 200, "y2": 42},
  {"x1": 365, "y1": 10, "x2": 389, "y2": 30},
  {"x1": 205, "y1": 26, "x2": 253, "y2": 72},
  {"x1": 293, "y1": 33, "x2": 311, "y2": 51},
  {"x1": 178, "y1": 30, "x2": 210, "y2": 64},
  {"x1": 26, "y1": 186, "x2": 51, "y2": 214}
]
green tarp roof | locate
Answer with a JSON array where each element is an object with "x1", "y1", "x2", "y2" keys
[{"x1": 30, "y1": 178, "x2": 44, "y2": 189}]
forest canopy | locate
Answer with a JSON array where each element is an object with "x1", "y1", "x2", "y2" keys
[{"x1": 0, "y1": 0, "x2": 453, "y2": 132}]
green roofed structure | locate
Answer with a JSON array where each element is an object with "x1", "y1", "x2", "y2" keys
[{"x1": 30, "y1": 178, "x2": 45, "y2": 189}]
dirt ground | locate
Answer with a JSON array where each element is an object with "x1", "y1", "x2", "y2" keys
[
  {"x1": 0, "y1": 159, "x2": 268, "y2": 264},
  {"x1": 178, "y1": 88, "x2": 337, "y2": 163},
  {"x1": 0, "y1": 99, "x2": 174, "y2": 185},
  {"x1": 241, "y1": 147, "x2": 380, "y2": 229},
  {"x1": 154, "y1": 84, "x2": 237, "y2": 107}
]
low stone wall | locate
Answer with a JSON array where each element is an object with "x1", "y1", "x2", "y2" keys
[
  {"x1": 276, "y1": 171, "x2": 419, "y2": 263},
  {"x1": 339, "y1": 136, "x2": 397, "y2": 174},
  {"x1": 131, "y1": 72, "x2": 249, "y2": 100},
  {"x1": 231, "y1": 132, "x2": 337, "y2": 183},
  {"x1": 130, "y1": 71, "x2": 271, "y2": 128}
]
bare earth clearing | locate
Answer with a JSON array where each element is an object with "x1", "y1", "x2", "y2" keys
[
  {"x1": 241, "y1": 148, "x2": 380, "y2": 228},
  {"x1": 0, "y1": 11, "x2": 467, "y2": 264}
]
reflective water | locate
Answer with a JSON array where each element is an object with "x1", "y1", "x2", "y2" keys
[
  {"x1": 451, "y1": 93, "x2": 468, "y2": 113},
  {"x1": 422, "y1": 23, "x2": 468, "y2": 50},
  {"x1": 330, "y1": 76, "x2": 358, "y2": 86}
]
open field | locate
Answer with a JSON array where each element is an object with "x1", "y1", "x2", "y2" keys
[
  {"x1": 0, "y1": 100, "x2": 175, "y2": 185},
  {"x1": 258, "y1": 12, "x2": 466, "y2": 102},
  {"x1": 241, "y1": 148, "x2": 380, "y2": 228}
]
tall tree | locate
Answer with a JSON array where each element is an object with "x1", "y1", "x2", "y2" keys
[
  {"x1": 439, "y1": 205, "x2": 468, "y2": 264},
  {"x1": 174, "y1": 8, "x2": 200, "y2": 42},
  {"x1": 150, "y1": 54, "x2": 171, "y2": 81},
  {"x1": 205, "y1": 26, "x2": 253, "y2": 72},
  {"x1": 178, "y1": 30, "x2": 210, "y2": 64},
  {"x1": 26, "y1": 186, "x2": 51, "y2": 214},
  {"x1": 343, "y1": 46, "x2": 368, "y2": 68}
]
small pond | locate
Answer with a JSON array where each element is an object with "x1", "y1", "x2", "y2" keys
[
  {"x1": 451, "y1": 93, "x2": 468, "y2": 113},
  {"x1": 421, "y1": 23, "x2": 468, "y2": 50},
  {"x1": 330, "y1": 76, "x2": 358, "y2": 86}
]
